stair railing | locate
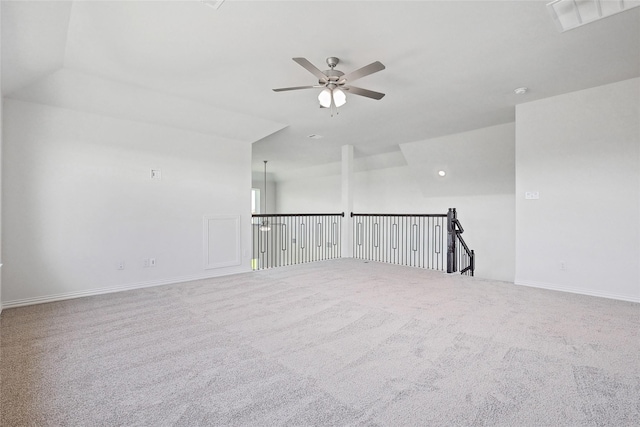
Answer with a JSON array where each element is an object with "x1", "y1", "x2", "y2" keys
[
  {"x1": 351, "y1": 213, "x2": 447, "y2": 270},
  {"x1": 251, "y1": 213, "x2": 344, "y2": 270},
  {"x1": 251, "y1": 209, "x2": 474, "y2": 277},
  {"x1": 447, "y1": 208, "x2": 475, "y2": 276}
]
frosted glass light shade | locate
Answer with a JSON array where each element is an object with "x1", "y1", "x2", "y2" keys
[
  {"x1": 318, "y1": 88, "x2": 332, "y2": 108},
  {"x1": 333, "y1": 88, "x2": 347, "y2": 107}
]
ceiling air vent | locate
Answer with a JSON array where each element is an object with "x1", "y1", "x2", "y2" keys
[
  {"x1": 547, "y1": 0, "x2": 640, "y2": 32},
  {"x1": 202, "y1": 0, "x2": 225, "y2": 11}
]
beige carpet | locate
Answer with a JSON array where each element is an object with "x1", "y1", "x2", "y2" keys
[{"x1": 1, "y1": 259, "x2": 639, "y2": 426}]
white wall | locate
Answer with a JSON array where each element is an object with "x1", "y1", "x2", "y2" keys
[
  {"x1": 353, "y1": 165, "x2": 515, "y2": 282},
  {"x1": 0, "y1": 1, "x2": 3, "y2": 313},
  {"x1": 2, "y1": 99, "x2": 253, "y2": 306},
  {"x1": 515, "y1": 78, "x2": 640, "y2": 302},
  {"x1": 251, "y1": 170, "x2": 277, "y2": 214},
  {"x1": 400, "y1": 123, "x2": 515, "y2": 198},
  {"x1": 277, "y1": 172, "x2": 341, "y2": 214},
  {"x1": 0, "y1": 99, "x2": 2, "y2": 312},
  {"x1": 275, "y1": 124, "x2": 516, "y2": 283}
]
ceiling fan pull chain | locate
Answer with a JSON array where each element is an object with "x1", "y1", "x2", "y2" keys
[{"x1": 331, "y1": 88, "x2": 339, "y2": 116}]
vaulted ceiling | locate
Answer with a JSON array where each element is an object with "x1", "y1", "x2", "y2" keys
[{"x1": 3, "y1": 1, "x2": 639, "y2": 178}]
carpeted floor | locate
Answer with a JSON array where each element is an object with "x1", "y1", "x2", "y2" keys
[{"x1": 1, "y1": 259, "x2": 639, "y2": 426}]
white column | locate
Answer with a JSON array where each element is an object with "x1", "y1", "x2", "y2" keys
[{"x1": 341, "y1": 145, "x2": 354, "y2": 258}]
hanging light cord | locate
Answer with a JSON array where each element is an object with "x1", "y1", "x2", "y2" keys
[{"x1": 263, "y1": 160, "x2": 268, "y2": 214}]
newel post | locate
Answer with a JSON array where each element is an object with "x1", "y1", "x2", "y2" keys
[{"x1": 446, "y1": 208, "x2": 457, "y2": 273}]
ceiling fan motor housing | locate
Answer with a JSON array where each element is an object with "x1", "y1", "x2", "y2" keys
[
  {"x1": 320, "y1": 69, "x2": 345, "y2": 85},
  {"x1": 319, "y1": 57, "x2": 344, "y2": 85}
]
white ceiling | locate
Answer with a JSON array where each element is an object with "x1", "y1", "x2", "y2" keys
[{"x1": 3, "y1": 1, "x2": 639, "y2": 177}]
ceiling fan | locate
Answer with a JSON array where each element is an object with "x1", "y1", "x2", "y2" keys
[{"x1": 273, "y1": 57, "x2": 385, "y2": 114}]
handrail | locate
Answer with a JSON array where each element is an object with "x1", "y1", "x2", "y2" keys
[
  {"x1": 456, "y1": 232, "x2": 471, "y2": 253},
  {"x1": 352, "y1": 213, "x2": 446, "y2": 218},
  {"x1": 457, "y1": 233, "x2": 474, "y2": 275},
  {"x1": 254, "y1": 212, "x2": 345, "y2": 218},
  {"x1": 452, "y1": 218, "x2": 464, "y2": 234},
  {"x1": 447, "y1": 208, "x2": 475, "y2": 276}
]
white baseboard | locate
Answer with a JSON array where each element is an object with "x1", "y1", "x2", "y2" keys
[
  {"x1": 1, "y1": 266, "x2": 251, "y2": 310},
  {"x1": 514, "y1": 279, "x2": 640, "y2": 303}
]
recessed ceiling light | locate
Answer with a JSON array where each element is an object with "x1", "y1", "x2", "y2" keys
[
  {"x1": 438, "y1": 170, "x2": 446, "y2": 177},
  {"x1": 307, "y1": 134, "x2": 323, "y2": 139},
  {"x1": 514, "y1": 87, "x2": 528, "y2": 95}
]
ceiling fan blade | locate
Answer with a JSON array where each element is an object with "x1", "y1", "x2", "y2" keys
[
  {"x1": 343, "y1": 86, "x2": 385, "y2": 100},
  {"x1": 272, "y1": 85, "x2": 321, "y2": 92},
  {"x1": 339, "y1": 61, "x2": 385, "y2": 84},
  {"x1": 292, "y1": 57, "x2": 328, "y2": 82}
]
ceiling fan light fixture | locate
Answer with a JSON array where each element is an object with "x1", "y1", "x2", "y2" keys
[
  {"x1": 333, "y1": 88, "x2": 347, "y2": 107},
  {"x1": 318, "y1": 88, "x2": 332, "y2": 108}
]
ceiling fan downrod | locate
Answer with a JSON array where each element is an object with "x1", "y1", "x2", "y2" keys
[{"x1": 326, "y1": 57, "x2": 339, "y2": 69}]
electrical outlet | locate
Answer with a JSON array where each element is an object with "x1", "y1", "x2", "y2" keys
[
  {"x1": 143, "y1": 258, "x2": 150, "y2": 268},
  {"x1": 117, "y1": 261, "x2": 125, "y2": 270},
  {"x1": 149, "y1": 258, "x2": 156, "y2": 267},
  {"x1": 525, "y1": 191, "x2": 540, "y2": 200},
  {"x1": 560, "y1": 261, "x2": 566, "y2": 271}
]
